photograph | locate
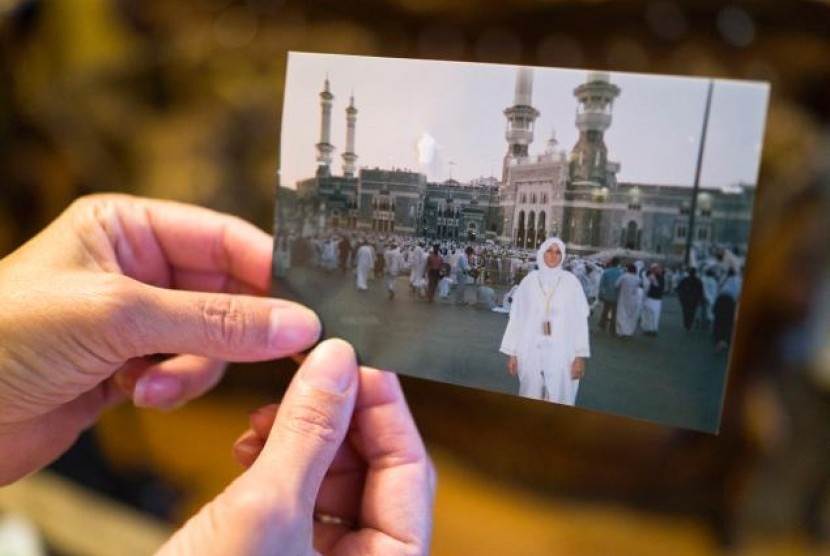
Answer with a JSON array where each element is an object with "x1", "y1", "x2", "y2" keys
[{"x1": 273, "y1": 51, "x2": 769, "y2": 433}]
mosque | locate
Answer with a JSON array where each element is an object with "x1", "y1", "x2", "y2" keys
[{"x1": 280, "y1": 68, "x2": 755, "y2": 262}]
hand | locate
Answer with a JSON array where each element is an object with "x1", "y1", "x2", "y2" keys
[
  {"x1": 571, "y1": 357, "x2": 586, "y2": 380},
  {"x1": 506, "y1": 355, "x2": 518, "y2": 376},
  {"x1": 158, "y1": 339, "x2": 435, "y2": 555},
  {"x1": 0, "y1": 194, "x2": 321, "y2": 485}
]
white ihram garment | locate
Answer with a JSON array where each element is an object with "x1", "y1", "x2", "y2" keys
[
  {"x1": 384, "y1": 248, "x2": 403, "y2": 292},
  {"x1": 355, "y1": 245, "x2": 375, "y2": 290},
  {"x1": 500, "y1": 238, "x2": 590, "y2": 406},
  {"x1": 615, "y1": 272, "x2": 642, "y2": 336}
]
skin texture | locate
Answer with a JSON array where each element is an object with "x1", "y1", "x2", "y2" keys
[
  {"x1": 0, "y1": 194, "x2": 435, "y2": 555},
  {"x1": 542, "y1": 243, "x2": 563, "y2": 269},
  {"x1": 164, "y1": 340, "x2": 437, "y2": 556}
]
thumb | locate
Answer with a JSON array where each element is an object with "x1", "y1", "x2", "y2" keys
[
  {"x1": 155, "y1": 340, "x2": 358, "y2": 556},
  {"x1": 250, "y1": 338, "x2": 358, "y2": 508},
  {"x1": 110, "y1": 283, "x2": 321, "y2": 361}
]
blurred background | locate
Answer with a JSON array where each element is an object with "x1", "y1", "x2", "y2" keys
[{"x1": 0, "y1": 0, "x2": 828, "y2": 554}]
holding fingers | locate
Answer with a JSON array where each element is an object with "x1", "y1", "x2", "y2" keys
[
  {"x1": 0, "y1": 194, "x2": 320, "y2": 484},
  {"x1": 159, "y1": 340, "x2": 435, "y2": 556}
]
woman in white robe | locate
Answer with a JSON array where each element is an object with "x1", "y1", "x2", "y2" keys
[
  {"x1": 615, "y1": 264, "x2": 643, "y2": 337},
  {"x1": 500, "y1": 237, "x2": 590, "y2": 405}
]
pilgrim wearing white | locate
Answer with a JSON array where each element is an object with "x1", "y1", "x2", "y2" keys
[
  {"x1": 500, "y1": 238, "x2": 590, "y2": 405},
  {"x1": 355, "y1": 242, "x2": 375, "y2": 291}
]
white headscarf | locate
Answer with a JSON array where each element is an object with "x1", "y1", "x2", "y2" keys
[{"x1": 536, "y1": 237, "x2": 566, "y2": 285}]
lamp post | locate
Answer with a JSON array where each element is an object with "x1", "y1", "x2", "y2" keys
[{"x1": 685, "y1": 80, "x2": 714, "y2": 267}]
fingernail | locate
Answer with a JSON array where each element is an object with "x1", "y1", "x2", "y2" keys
[
  {"x1": 269, "y1": 306, "x2": 321, "y2": 350},
  {"x1": 134, "y1": 375, "x2": 183, "y2": 408},
  {"x1": 233, "y1": 436, "x2": 264, "y2": 457},
  {"x1": 300, "y1": 339, "x2": 356, "y2": 394}
]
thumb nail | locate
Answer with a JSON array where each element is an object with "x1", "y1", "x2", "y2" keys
[
  {"x1": 134, "y1": 374, "x2": 183, "y2": 408},
  {"x1": 300, "y1": 339, "x2": 356, "y2": 394}
]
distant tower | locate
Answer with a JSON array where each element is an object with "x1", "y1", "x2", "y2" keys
[
  {"x1": 341, "y1": 94, "x2": 358, "y2": 178},
  {"x1": 569, "y1": 71, "x2": 620, "y2": 186},
  {"x1": 315, "y1": 76, "x2": 335, "y2": 177},
  {"x1": 502, "y1": 67, "x2": 540, "y2": 182},
  {"x1": 545, "y1": 129, "x2": 559, "y2": 156},
  {"x1": 563, "y1": 72, "x2": 621, "y2": 251}
]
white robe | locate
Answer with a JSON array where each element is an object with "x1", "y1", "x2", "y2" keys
[
  {"x1": 500, "y1": 270, "x2": 590, "y2": 405},
  {"x1": 437, "y1": 276, "x2": 452, "y2": 298},
  {"x1": 447, "y1": 252, "x2": 460, "y2": 278},
  {"x1": 355, "y1": 245, "x2": 375, "y2": 290},
  {"x1": 383, "y1": 248, "x2": 403, "y2": 292},
  {"x1": 702, "y1": 275, "x2": 718, "y2": 322},
  {"x1": 615, "y1": 273, "x2": 642, "y2": 336},
  {"x1": 641, "y1": 297, "x2": 662, "y2": 332},
  {"x1": 409, "y1": 248, "x2": 426, "y2": 288}
]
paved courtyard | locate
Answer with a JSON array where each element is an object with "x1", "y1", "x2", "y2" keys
[{"x1": 275, "y1": 267, "x2": 730, "y2": 433}]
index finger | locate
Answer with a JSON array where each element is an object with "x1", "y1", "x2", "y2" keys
[{"x1": 91, "y1": 195, "x2": 273, "y2": 293}]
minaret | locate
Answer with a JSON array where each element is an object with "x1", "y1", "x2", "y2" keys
[
  {"x1": 569, "y1": 71, "x2": 620, "y2": 186},
  {"x1": 502, "y1": 67, "x2": 540, "y2": 182},
  {"x1": 341, "y1": 94, "x2": 358, "y2": 178},
  {"x1": 315, "y1": 76, "x2": 335, "y2": 177},
  {"x1": 563, "y1": 72, "x2": 621, "y2": 251}
]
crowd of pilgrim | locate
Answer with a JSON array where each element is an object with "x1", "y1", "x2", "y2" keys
[
  {"x1": 278, "y1": 235, "x2": 741, "y2": 332},
  {"x1": 595, "y1": 246, "x2": 744, "y2": 354},
  {"x1": 276, "y1": 232, "x2": 743, "y2": 404},
  {"x1": 275, "y1": 233, "x2": 541, "y2": 309}
]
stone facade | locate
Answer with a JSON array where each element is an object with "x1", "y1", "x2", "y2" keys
[{"x1": 281, "y1": 71, "x2": 756, "y2": 263}]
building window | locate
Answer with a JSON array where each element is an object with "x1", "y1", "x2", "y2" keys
[
  {"x1": 625, "y1": 221, "x2": 639, "y2": 249},
  {"x1": 521, "y1": 193, "x2": 527, "y2": 204},
  {"x1": 697, "y1": 226, "x2": 710, "y2": 241},
  {"x1": 516, "y1": 210, "x2": 526, "y2": 247},
  {"x1": 542, "y1": 193, "x2": 548, "y2": 204},
  {"x1": 675, "y1": 224, "x2": 687, "y2": 240}
]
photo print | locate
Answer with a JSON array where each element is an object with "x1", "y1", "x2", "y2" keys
[{"x1": 273, "y1": 52, "x2": 769, "y2": 433}]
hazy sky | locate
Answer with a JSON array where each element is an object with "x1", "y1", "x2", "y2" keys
[{"x1": 280, "y1": 52, "x2": 769, "y2": 190}]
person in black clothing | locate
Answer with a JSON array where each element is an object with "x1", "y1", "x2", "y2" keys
[
  {"x1": 425, "y1": 243, "x2": 444, "y2": 303},
  {"x1": 338, "y1": 235, "x2": 351, "y2": 273},
  {"x1": 676, "y1": 267, "x2": 704, "y2": 331}
]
